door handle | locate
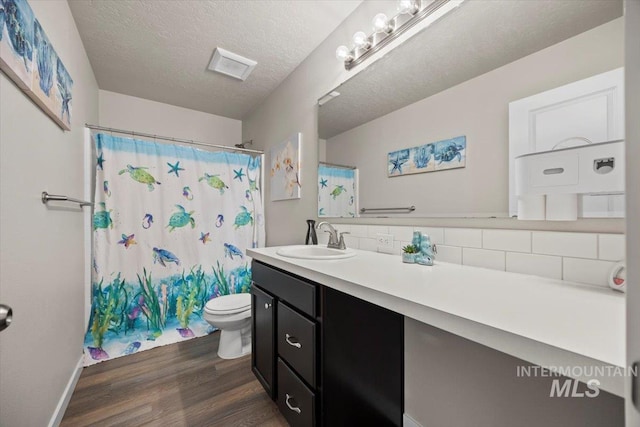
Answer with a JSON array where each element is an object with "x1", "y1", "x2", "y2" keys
[
  {"x1": 285, "y1": 393, "x2": 302, "y2": 414},
  {"x1": 0, "y1": 304, "x2": 13, "y2": 332},
  {"x1": 285, "y1": 333, "x2": 302, "y2": 348}
]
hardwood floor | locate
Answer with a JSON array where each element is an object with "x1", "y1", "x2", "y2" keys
[{"x1": 61, "y1": 332, "x2": 288, "y2": 427}]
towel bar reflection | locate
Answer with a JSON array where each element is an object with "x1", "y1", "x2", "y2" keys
[
  {"x1": 41, "y1": 191, "x2": 93, "y2": 207},
  {"x1": 360, "y1": 206, "x2": 415, "y2": 213}
]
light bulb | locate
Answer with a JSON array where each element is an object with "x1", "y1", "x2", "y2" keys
[
  {"x1": 397, "y1": 0, "x2": 417, "y2": 14},
  {"x1": 335, "y1": 45, "x2": 351, "y2": 61},
  {"x1": 372, "y1": 13, "x2": 389, "y2": 32},
  {"x1": 352, "y1": 31, "x2": 369, "y2": 48}
]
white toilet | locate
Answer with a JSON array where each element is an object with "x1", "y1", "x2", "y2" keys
[{"x1": 203, "y1": 293, "x2": 252, "y2": 359}]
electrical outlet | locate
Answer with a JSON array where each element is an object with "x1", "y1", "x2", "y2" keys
[{"x1": 376, "y1": 233, "x2": 394, "y2": 253}]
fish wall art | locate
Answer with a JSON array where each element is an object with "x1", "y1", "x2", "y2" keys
[
  {"x1": 387, "y1": 135, "x2": 466, "y2": 177},
  {"x1": 0, "y1": 0, "x2": 73, "y2": 130}
]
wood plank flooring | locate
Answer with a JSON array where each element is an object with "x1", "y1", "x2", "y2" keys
[{"x1": 61, "y1": 332, "x2": 288, "y2": 427}]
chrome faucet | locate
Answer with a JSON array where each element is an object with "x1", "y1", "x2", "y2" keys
[{"x1": 316, "y1": 221, "x2": 349, "y2": 250}]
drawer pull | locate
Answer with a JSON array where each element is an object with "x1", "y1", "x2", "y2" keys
[
  {"x1": 264, "y1": 302, "x2": 272, "y2": 309},
  {"x1": 285, "y1": 333, "x2": 302, "y2": 349},
  {"x1": 285, "y1": 393, "x2": 302, "y2": 414}
]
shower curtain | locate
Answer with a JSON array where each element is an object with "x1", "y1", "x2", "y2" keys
[
  {"x1": 318, "y1": 164, "x2": 357, "y2": 218},
  {"x1": 84, "y1": 133, "x2": 264, "y2": 365}
]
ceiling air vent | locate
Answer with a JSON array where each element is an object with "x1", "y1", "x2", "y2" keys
[{"x1": 208, "y1": 47, "x2": 257, "y2": 81}]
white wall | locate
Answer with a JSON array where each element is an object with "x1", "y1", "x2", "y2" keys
[
  {"x1": 326, "y1": 19, "x2": 624, "y2": 218},
  {"x1": 0, "y1": 1, "x2": 99, "y2": 426},
  {"x1": 99, "y1": 90, "x2": 241, "y2": 145},
  {"x1": 243, "y1": 0, "x2": 415, "y2": 246}
]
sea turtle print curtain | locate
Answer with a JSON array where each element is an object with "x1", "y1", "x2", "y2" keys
[
  {"x1": 84, "y1": 133, "x2": 264, "y2": 365},
  {"x1": 318, "y1": 164, "x2": 357, "y2": 218}
]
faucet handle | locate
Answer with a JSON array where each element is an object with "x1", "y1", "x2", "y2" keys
[
  {"x1": 323, "y1": 229, "x2": 338, "y2": 244},
  {"x1": 337, "y1": 232, "x2": 349, "y2": 250}
]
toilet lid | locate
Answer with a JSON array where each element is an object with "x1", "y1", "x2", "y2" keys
[{"x1": 204, "y1": 293, "x2": 251, "y2": 315}]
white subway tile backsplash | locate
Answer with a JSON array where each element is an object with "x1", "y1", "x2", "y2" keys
[
  {"x1": 315, "y1": 222, "x2": 622, "y2": 288},
  {"x1": 598, "y1": 234, "x2": 625, "y2": 261},
  {"x1": 506, "y1": 253, "x2": 562, "y2": 280},
  {"x1": 378, "y1": 244, "x2": 395, "y2": 255},
  {"x1": 367, "y1": 225, "x2": 389, "y2": 238},
  {"x1": 563, "y1": 258, "x2": 615, "y2": 288},
  {"x1": 482, "y1": 230, "x2": 531, "y2": 253},
  {"x1": 532, "y1": 232, "x2": 598, "y2": 259},
  {"x1": 444, "y1": 228, "x2": 482, "y2": 248},
  {"x1": 317, "y1": 231, "x2": 329, "y2": 245},
  {"x1": 388, "y1": 226, "x2": 415, "y2": 242},
  {"x1": 349, "y1": 224, "x2": 369, "y2": 238},
  {"x1": 344, "y1": 235, "x2": 359, "y2": 249},
  {"x1": 332, "y1": 224, "x2": 351, "y2": 234},
  {"x1": 414, "y1": 227, "x2": 444, "y2": 244},
  {"x1": 436, "y1": 245, "x2": 462, "y2": 264},
  {"x1": 463, "y1": 248, "x2": 505, "y2": 271},
  {"x1": 359, "y1": 237, "x2": 377, "y2": 252},
  {"x1": 389, "y1": 240, "x2": 411, "y2": 256}
]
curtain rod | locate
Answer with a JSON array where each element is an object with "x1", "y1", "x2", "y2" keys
[
  {"x1": 85, "y1": 124, "x2": 264, "y2": 155},
  {"x1": 319, "y1": 161, "x2": 357, "y2": 170}
]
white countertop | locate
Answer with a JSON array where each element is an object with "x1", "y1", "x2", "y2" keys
[{"x1": 248, "y1": 246, "x2": 626, "y2": 396}]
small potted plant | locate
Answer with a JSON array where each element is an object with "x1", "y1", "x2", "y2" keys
[{"x1": 402, "y1": 244, "x2": 419, "y2": 264}]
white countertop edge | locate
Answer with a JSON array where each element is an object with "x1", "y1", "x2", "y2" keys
[{"x1": 248, "y1": 248, "x2": 624, "y2": 397}]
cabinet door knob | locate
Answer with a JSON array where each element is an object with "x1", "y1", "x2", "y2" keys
[
  {"x1": 285, "y1": 333, "x2": 302, "y2": 348},
  {"x1": 285, "y1": 393, "x2": 302, "y2": 414},
  {"x1": 264, "y1": 303, "x2": 272, "y2": 309}
]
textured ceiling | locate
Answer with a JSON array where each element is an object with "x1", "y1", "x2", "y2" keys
[
  {"x1": 68, "y1": 0, "x2": 362, "y2": 119},
  {"x1": 319, "y1": 0, "x2": 623, "y2": 139}
]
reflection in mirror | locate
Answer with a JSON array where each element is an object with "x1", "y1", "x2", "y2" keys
[
  {"x1": 317, "y1": 0, "x2": 623, "y2": 219},
  {"x1": 317, "y1": 162, "x2": 358, "y2": 218}
]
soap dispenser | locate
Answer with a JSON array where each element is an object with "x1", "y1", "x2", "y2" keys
[{"x1": 305, "y1": 220, "x2": 318, "y2": 245}]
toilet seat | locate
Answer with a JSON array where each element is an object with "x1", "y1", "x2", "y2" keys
[{"x1": 205, "y1": 293, "x2": 251, "y2": 315}]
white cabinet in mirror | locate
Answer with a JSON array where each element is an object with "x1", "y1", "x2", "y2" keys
[{"x1": 510, "y1": 68, "x2": 625, "y2": 221}]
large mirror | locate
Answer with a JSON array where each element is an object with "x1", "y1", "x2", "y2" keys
[{"x1": 317, "y1": 0, "x2": 623, "y2": 218}]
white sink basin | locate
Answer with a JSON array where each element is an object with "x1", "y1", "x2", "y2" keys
[{"x1": 276, "y1": 245, "x2": 356, "y2": 260}]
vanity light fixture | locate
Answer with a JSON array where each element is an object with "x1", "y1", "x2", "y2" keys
[
  {"x1": 397, "y1": 0, "x2": 420, "y2": 15},
  {"x1": 372, "y1": 13, "x2": 393, "y2": 34},
  {"x1": 335, "y1": 45, "x2": 353, "y2": 62},
  {"x1": 336, "y1": 0, "x2": 465, "y2": 71},
  {"x1": 352, "y1": 31, "x2": 370, "y2": 49}
]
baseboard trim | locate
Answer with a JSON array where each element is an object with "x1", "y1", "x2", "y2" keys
[
  {"x1": 48, "y1": 355, "x2": 83, "y2": 427},
  {"x1": 404, "y1": 413, "x2": 424, "y2": 427}
]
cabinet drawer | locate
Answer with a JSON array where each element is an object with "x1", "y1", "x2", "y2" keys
[
  {"x1": 278, "y1": 302, "x2": 316, "y2": 387},
  {"x1": 277, "y1": 358, "x2": 316, "y2": 427},
  {"x1": 252, "y1": 261, "x2": 317, "y2": 317}
]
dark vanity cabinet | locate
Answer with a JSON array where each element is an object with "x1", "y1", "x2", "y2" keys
[
  {"x1": 251, "y1": 261, "x2": 320, "y2": 426},
  {"x1": 251, "y1": 285, "x2": 275, "y2": 397},
  {"x1": 322, "y1": 286, "x2": 404, "y2": 427},
  {"x1": 251, "y1": 260, "x2": 403, "y2": 427}
]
